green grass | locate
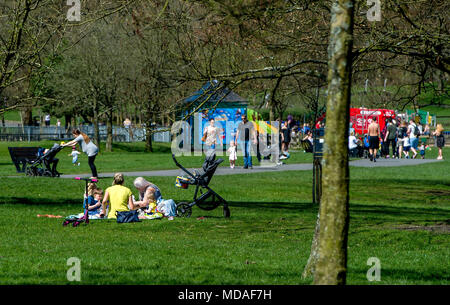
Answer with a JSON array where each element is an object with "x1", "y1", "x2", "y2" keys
[
  {"x1": 2, "y1": 110, "x2": 66, "y2": 125},
  {"x1": 0, "y1": 141, "x2": 313, "y2": 176},
  {"x1": 0, "y1": 146, "x2": 449, "y2": 284}
]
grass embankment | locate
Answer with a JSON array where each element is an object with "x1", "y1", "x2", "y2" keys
[{"x1": 0, "y1": 146, "x2": 448, "y2": 284}]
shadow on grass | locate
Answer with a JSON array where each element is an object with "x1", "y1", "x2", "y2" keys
[
  {"x1": 348, "y1": 203, "x2": 450, "y2": 221},
  {"x1": 0, "y1": 197, "x2": 80, "y2": 206},
  {"x1": 229, "y1": 201, "x2": 317, "y2": 213},
  {"x1": 112, "y1": 143, "x2": 172, "y2": 153},
  {"x1": 351, "y1": 177, "x2": 450, "y2": 188},
  {"x1": 2, "y1": 198, "x2": 449, "y2": 222}
]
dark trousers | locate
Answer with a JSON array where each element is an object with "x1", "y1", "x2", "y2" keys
[
  {"x1": 88, "y1": 154, "x2": 98, "y2": 177},
  {"x1": 386, "y1": 139, "x2": 396, "y2": 156}
]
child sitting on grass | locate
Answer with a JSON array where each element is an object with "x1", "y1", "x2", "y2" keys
[
  {"x1": 84, "y1": 189, "x2": 103, "y2": 217},
  {"x1": 83, "y1": 183, "x2": 103, "y2": 217}
]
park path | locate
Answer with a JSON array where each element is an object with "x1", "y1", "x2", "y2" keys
[{"x1": 58, "y1": 158, "x2": 443, "y2": 179}]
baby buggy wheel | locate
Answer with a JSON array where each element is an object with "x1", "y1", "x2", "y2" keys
[
  {"x1": 176, "y1": 202, "x2": 192, "y2": 218},
  {"x1": 26, "y1": 166, "x2": 35, "y2": 177}
]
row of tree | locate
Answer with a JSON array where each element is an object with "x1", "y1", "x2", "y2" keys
[{"x1": 1, "y1": 1, "x2": 448, "y2": 146}]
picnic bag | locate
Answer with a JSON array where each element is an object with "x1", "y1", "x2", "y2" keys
[{"x1": 116, "y1": 210, "x2": 140, "y2": 223}]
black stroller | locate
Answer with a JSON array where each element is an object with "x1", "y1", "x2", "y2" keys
[
  {"x1": 172, "y1": 152, "x2": 230, "y2": 218},
  {"x1": 25, "y1": 143, "x2": 63, "y2": 177}
]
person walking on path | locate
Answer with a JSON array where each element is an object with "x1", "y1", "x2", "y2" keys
[
  {"x1": 433, "y1": 124, "x2": 445, "y2": 160},
  {"x1": 236, "y1": 115, "x2": 257, "y2": 169},
  {"x1": 280, "y1": 121, "x2": 291, "y2": 160},
  {"x1": 384, "y1": 118, "x2": 398, "y2": 159},
  {"x1": 69, "y1": 146, "x2": 81, "y2": 166},
  {"x1": 62, "y1": 129, "x2": 99, "y2": 178},
  {"x1": 202, "y1": 118, "x2": 222, "y2": 152},
  {"x1": 368, "y1": 117, "x2": 380, "y2": 162},
  {"x1": 407, "y1": 119, "x2": 419, "y2": 159},
  {"x1": 397, "y1": 121, "x2": 408, "y2": 159}
]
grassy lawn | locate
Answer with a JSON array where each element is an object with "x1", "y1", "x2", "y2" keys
[
  {"x1": 0, "y1": 141, "x2": 313, "y2": 176},
  {"x1": 0, "y1": 144, "x2": 448, "y2": 284}
]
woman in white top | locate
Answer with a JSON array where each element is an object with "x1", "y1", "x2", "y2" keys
[
  {"x1": 62, "y1": 129, "x2": 99, "y2": 178},
  {"x1": 348, "y1": 131, "x2": 359, "y2": 157},
  {"x1": 202, "y1": 118, "x2": 222, "y2": 151}
]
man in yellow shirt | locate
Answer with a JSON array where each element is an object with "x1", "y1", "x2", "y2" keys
[{"x1": 100, "y1": 173, "x2": 139, "y2": 219}]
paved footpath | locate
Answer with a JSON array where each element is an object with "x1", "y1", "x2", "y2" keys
[{"x1": 58, "y1": 158, "x2": 443, "y2": 179}]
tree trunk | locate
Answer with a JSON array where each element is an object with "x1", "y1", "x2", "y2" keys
[
  {"x1": 302, "y1": 211, "x2": 320, "y2": 279},
  {"x1": 269, "y1": 103, "x2": 274, "y2": 123},
  {"x1": 64, "y1": 114, "x2": 72, "y2": 130},
  {"x1": 106, "y1": 111, "x2": 113, "y2": 152},
  {"x1": 92, "y1": 101, "x2": 100, "y2": 152},
  {"x1": 313, "y1": 0, "x2": 354, "y2": 285},
  {"x1": 145, "y1": 119, "x2": 153, "y2": 152},
  {"x1": 21, "y1": 107, "x2": 33, "y2": 126}
]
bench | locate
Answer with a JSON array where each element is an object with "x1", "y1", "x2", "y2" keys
[{"x1": 8, "y1": 147, "x2": 41, "y2": 173}]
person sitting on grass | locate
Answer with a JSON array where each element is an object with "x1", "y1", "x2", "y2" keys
[
  {"x1": 100, "y1": 173, "x2": 140, "y2": 219},
  {"x1": 84, "y1": 188, "x2": 104, "y2": 218},
  {"x1": 133, "y1": 177, "x2": 176, "y2": 220}
]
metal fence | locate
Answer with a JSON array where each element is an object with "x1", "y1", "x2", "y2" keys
[{"x1": 0, "y1": 125, "x2": 171, "y2": 143}]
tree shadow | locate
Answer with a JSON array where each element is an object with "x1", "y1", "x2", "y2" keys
[
  {"x1": 349, "y1": 203, "x2": 450, "y2": 219},
  {"x1": 226, "y1": 201, "x2": 450, "y2": 220},
  {"x1": 351, "y1": 177, "x2": 450, "y2": 188},
  {"x1": 228, "y1": 201, "x2": 317, "y2": 213},
  {"x1": 112, "y1": 143, "x2": 172, "y2": 153},
  {"x1": 0, "y1": 197, "x2": 80, "y2": 206}
]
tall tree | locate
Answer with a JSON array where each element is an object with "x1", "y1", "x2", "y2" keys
[{"x1": 313, "y1": 0, "x2": 355, "y2": 285}]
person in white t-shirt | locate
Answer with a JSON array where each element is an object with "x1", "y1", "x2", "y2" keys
[
  {"x1": 44, "y1": 114, "x2": 51, "y2": 126},
  {"x1": 348, "y1": 131, "x2": 359, "y2": 157},
  {"x1": 407, "y1": 119, "x2": 418, "y2": 158}
]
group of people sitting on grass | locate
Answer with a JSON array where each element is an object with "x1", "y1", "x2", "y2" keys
[{"x1": 82, "y1": 173, "x2": 176, "y2": 221}]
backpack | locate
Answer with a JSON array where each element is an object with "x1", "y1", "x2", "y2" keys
[
  {"x1": 381, "y1": 125, "x2": 387, "y2": 139},
  {"x1": 414, "y1": 125, "x2": 421, "y2": 137}
]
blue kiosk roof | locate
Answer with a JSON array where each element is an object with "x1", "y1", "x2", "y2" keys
[{"x1": 183, "y1": 80, "x2": 248, "y2": 108}]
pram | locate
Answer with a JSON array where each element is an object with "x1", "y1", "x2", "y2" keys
[
  {"x1": 172, "y1": 152, "x2": 230, "y2": 218},
  {"x1": 25, "y1": 143, "x2": 63, "y2": 177}
]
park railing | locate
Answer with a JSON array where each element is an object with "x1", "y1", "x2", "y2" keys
[{"x1": 0, "y1": 125, "x2": 171, "y2": 143}]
